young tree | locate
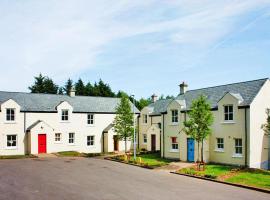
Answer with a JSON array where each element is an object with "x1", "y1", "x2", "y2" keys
[
  {"x1": 183, "y1": 95, "x2": 213, "y2": 163},
  {"x1": 64, "y1": 78, "x2": 73, "y2": 95},
  {"x1": 113, "y1": 95, "x2": 134, "y2": 153}
]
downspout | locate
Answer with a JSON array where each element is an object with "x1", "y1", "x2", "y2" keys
[
  {"x1": 245, "y1": 108, "x2": 248, "y2": 167},
  {"x1": 162, "y1": 113, "x2": 165, "y2": 158},
  {"x1": 137, "y1": 116, "x2": 140, "y2": 149},
  {"x1": 102, "y1": 132, "x2": 105, "y2": 153}
]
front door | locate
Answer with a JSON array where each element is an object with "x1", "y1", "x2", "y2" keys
[
  {"x1": 151, "y1": 134, "x2": 156, "y2": 151},
  {"x1": 187, "y1": 138, "x2": 194, "y2": 162},
  {"x1": 38, "y1": 134, "x2": 47, "y2": 154},
  {"x1": 113, "y1": 135, "x2": 119, "y2": 151}
]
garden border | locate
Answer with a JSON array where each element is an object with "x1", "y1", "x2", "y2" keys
[{"x1": 170, "y1": 172, "x2": 270, "y2": 194}]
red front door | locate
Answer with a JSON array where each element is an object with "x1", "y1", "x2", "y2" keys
[{"x1": 38, "y1": 134, "x2": 47, "y2": 153}]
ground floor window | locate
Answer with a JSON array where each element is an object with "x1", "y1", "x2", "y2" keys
[
  {"x1": 216, "y1": 138, "x2": 224, "y2": 150},
  {"x1": 7, "y1": 135, "x2": 17, "y2": 148},
  {"x1": 87, "y1": 135, "x2": 95, "y2": 146},
  {"x1": 69, "y1": 133, "x2": 75, "y2": 144},
  {"x1": 55, "y1": 133, "x2": 61, "y2": 142},
  {"x1": 143, "y1": 134, "x2": 147, "y2": 144},
  {"x1": 234, "y1": 138, "x2": 242, "y2": 155},
  {"x1": 171, "y1": 137, "x2": 178, "y2": 150}
]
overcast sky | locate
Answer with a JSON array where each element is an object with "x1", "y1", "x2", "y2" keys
[{"x1": 0, "y1": 0, "x2": 270, "y2": 98}]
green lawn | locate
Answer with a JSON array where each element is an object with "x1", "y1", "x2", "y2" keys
[
  {"x1": 130, "y1": 153, "x2": 172, "y2": 167},
  {"x1": 178, "y1": 164, "x2": 270, "y2": 190},
  {"x1": 56, "y1": 151, "x2": 83, "y2": 157},
  {"x1": 0, "y1": 154, "x2": 37, "y2": 159}
]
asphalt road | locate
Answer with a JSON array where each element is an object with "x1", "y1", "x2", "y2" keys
[{"x1": 0, "y1": 157, "x2": 269, "y2": 200}]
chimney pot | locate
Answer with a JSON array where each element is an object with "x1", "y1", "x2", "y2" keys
[
  {"x1": 151, "y1": 94, "x2": 158, "y2": 103},
  {"x1": 69, "y1": 86, "x2": 76, "y2": 97},
  {"x1": 179, "y1": 81, "x2": 188, "y2": 94}
]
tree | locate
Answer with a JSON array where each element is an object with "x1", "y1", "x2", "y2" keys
[
  {"x1": 96, "y1": 79, "x2": 115, "y2": 97},
  {"x1": 64, "y1": 78, "x2": 73, "y2": 95},
  {"x1": 136, "y1": 98, "x2": 151, "y2": 110},
  {"x1": 75, "y1": 78, "x2": 86, "y2": 95},
  {"x1": 29, "y1": 73, "x2": 58, "y2": 94},
  {"x1": 183, "y1": 95, "x2": 213, "y2": 163},
  {"x1": 113, "y1": 95, "x2": 134, "y2": 153},
  {"x1": 262, "y1": 108, "x2": 270, "y2": 135},
  {"x1": 58, "y1": 87, "x2": 64, "y2": 95}
]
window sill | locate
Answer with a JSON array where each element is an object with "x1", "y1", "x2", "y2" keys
[
  {"x1": 214, "y1": 149, "x2": 224, "y2": 153},
  {"x1": 68, "y1": 143, "x2": 75, "y2": 146},
  {"x1": 86, "y1": 125, "x2": 95, "y2": 127},
  {"x1": 6, "y1": 147, "x2": 18, "y2": 150},
  {"x1": 169, "y1": 149, "x2": 179, "y2": 153},
  {"x1": 221, "y1": 121, "x2": 235, "y2": 124},
  {"x1": 232, "y1": 154, "x2": 243, "y2": 158},
  {"x1": 170, "y1": 123, "x2": 179, "y2": 126},
  {"x1": 54, "y1": 142, "x2": 62, "y2": 144},
  {"x1": 4, "y1": 121, "x2": 17, "y2": 124},
  {"x1": 60, "y1": 121, "x2": 70, "y2": 123}
]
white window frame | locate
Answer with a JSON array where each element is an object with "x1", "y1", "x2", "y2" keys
[
  {"x1": 61, "y1": 109, "x2": 69, "y2": 121},
  {"x1": 143, "y1": 114, "x2": 148, "y2": 124},
  {"x1": 87, "y1": 114, "x2": 95, "y2": 125},
  {"x1": 216, "y1": 138, "x2": 224, "y2": 152},
  {"x1": 171, "y1": 137, "x2": 179, "y2": 152},
  {"x1": 234, "y1": 138, "x2": 242, "y2": 156},
  {"x1": 143, "y1": 134, "x2": 147, "y2": 144},
  {"x1": 6, "y1": 108, "x2": 15, "y2": 122},
  {"x1": 224, "y1": 105, "x2": 233, "y2": 121},
  {"x1": 171, "y1": 109, "x2": 178, "y2": 123},
  {"x1": 6, "y1": 134, "x2": 17, "y2": 149},
  {"x1": 55, "y1": 133, "x2": 61, "y2": 143},
  {"x1": 68, "y1": 133, "x2": 75, "y2": 144},
  {"x1": 87, "y1": 135, "x2": 95, "y2": 146}
]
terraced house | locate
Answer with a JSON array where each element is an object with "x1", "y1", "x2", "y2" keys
[
  {"x1": 139, "y1": 78, "x2": 270, "y2": 169},
  {"x1": 0, "y1": 89, "x2": 139, "y2": 155}
]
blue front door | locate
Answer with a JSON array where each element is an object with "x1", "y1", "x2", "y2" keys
[{"x1": 187, "y1": 138, "x2": 195, "y2": 162}]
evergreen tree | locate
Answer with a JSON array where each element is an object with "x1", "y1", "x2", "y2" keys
[
  {"x1": 113, "y1": 95, "x2": 134, "y2": 153},
  {"x1": 85, "y1": 82, "x2": 94, "y2": 96},
  {"x1": 29, "y1": 73, "x2": 58, "y2": 94},
  {"x1": 64, "y1": 78, "x2": 73, "y2": 95},
  {"x1": 97, "y1": 79, "x2": 115, "y2": 97},
  {"x1": 58, "y1": 87, "x2": 64, "y2": 95},
  {"x1": 183, "y1": 95, "x2": 213, "y2": 163},
  {"x1": 75, "y1": 78, "x2": 86, "y2": 96},
  {"x1": 43, "y1": 77, "x2": 58, "y2": 94},
  {"x1": 136, "y1": 98, "x2": 151, "y2": 110}
]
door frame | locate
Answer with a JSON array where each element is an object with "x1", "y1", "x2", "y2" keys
[
  {"x1": 187, "y1": 138, "x2": 194, "y2": 162},
  {"x1": 38, "y1": 134, "x2": 47, "y2": 154},
  {"x1": 151, "y1": 134, "x2": 156, "y2": 151}
]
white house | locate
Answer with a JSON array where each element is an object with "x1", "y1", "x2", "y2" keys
[{"x1": 0, "y1": 89, "x2": 139, "y2": 155}]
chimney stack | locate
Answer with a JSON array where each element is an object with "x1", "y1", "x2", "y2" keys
[
  {"x1": 151, "y1": 94, "x2": 158, "y2": 103},
  {"x1": 179, "y1": 82, "x2": 188, "y2": 95},
  {"x1": 69, "y1": 86, "x2": 76, "y2": 97}
]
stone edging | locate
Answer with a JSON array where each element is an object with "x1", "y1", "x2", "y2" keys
[{"x1": 170, "y1": 172, "x2": 270, "y2": 194}]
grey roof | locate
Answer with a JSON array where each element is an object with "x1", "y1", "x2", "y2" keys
[
  {"x1": 26, "y1": 120, "x2": 54, "y2": 131},
  {"x1": 147, "y1": 99, "x2": 173, "y2": 115},
  {"x1": 0, "y1": 92, "x2": 140, "y2": 113},
  {"x1": 176, "y1": 78, "x2": 268, "y2": 110}
]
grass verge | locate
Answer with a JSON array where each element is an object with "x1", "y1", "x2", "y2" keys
[{"x1": 0, "y1": 154, "x2": 37, "y2": 159}]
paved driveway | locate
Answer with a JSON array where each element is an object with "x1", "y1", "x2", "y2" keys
[{"x1": 0, "y1": 157, "x2": 269, "y2": 200}]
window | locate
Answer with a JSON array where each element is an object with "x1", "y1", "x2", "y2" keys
[
  {"x1": 7, "y1": 135, "x2": 17, "y2": 148},
  {"x1": 55, "y1": 133, "x2": 61, "y2": 142},
  {"x1": 171, "y1": 137, "x2": 178, "y2": 150},
  {"x1": 61, "y1": 109, "x2": 69, "y2": 121},
  {"x1": 171, "y1": 110, "x2": 178, "y2": 123},
  {"x1": 224, "y1": 105, "x2": 233, "y2": 121},
  {"x1": 87, "y1": 114, "x2": 94, "y2": 125},
  {"x1": 235, "y1": 138, "x2": 242, "y2": 155},
  {"x1": 143, "y1": 134, "x2": 147, "y2": 144},
  {"x1": 158, "y1": 123, "x2": 161, "y2": 129},
  {"x1": 143, "y1": 114, "x2": 148, "y2": 124},
  {"x1": 216, "y1": 138, "x2": 224, "y2": 150},
  {"x1": 6, "y1": 108, "x2": 15, "y2": 121},
  {"x1": 87, "y1": 136, "x2": 95, "y2": 146},
  {"x1": 69, "y1": 133, "x2": 75, "y2": 144}
]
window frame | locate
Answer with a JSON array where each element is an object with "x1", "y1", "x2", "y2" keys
[
  {"x1": 171, "y1": 109, "x2": 179, "y2": 123},
  {"x1": 143, "y1": 134, "x2": 147, "y2": 144},
  {"x1": 55, "y1": 133, "x2": 61, "y2": 143},
  {"x1": 143, "y1": 114, "x2": 148, "y2": 124},
  {"x1": 68, "y1": 133, "x2": 75, "y2": 144},
  {"x1": 6, "y1": 108, "x2": 15, "y2": 122},
  {"x1": 87, "y1": 114, "x2": 95, "y2": 125},
  {"x1": 87, "y1": 135, "x2": 95, "y2": 146},
  {"x1": 234, "y1": 138, "x2": 242, "y2": 155},
  {"x1": 224, "y1": 105, "x2": 234, "y2": 121},
  {"x1": 216, "y1": 138, "x2": 224, "y2": 151},
  {"x1": 171, "y1": 137, "x2": 179, "y2": 151},
  {"x1": 6, "y1": 134, "x2": 17, "y2": 149},
  {"x1": 61, "y1": 109, "x2": 69, "y2": 121}
]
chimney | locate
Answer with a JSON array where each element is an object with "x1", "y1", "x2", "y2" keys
[
  {"x1": 179, "y1": 81, "x2": 188, "y2": 94},
  {"x1": 151, "y1": 94, "x2": 158, "y2": 103},
  {"x1": 69, "y1": 86, "x2": 76, "y2": 97}
]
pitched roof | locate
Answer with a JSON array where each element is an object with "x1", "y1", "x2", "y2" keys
[
  {"x1": 176, "y1": 78, "x2": 268, "y2": 110},
  {"x1": 0, "y1": 91, "x2": 140, "y2": 113},
  {"x1": 147, "y1": 99, "x2": 173, "y2": 115}
]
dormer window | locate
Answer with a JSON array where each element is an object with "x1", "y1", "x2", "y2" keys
[
  {"x1": 143, "y1": 114, "x2": 148, "y2": 124},
  {"x1": 171, "y1": 109, "x2": 178, "y2": 123},
  {"x1": 6, "y1": 108, "x2": 15, "y2": 121},
  {"x1": 224, "y1": 105, "x2": 233, "y2": 121},
  {"x1": 61, "y1": 109, "x2": 69, "y2": 121}
]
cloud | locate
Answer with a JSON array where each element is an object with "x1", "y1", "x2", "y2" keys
[{"x1": 0, "y1": 0, "x2": 269, "y2": 91}]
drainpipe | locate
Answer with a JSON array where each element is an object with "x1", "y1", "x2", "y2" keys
[
  {"x1": 137, "y1": 115, "x2": 140, "y2": 149},
  {"x1": 245, "y1": 108, "x2": 248, "y2": 167},
  {"x1": 102, "y1": 132, "x2": 105, "y2": 153},
  {"x1": 162, "y1": 113, "x2": 165, "y2": 158}
]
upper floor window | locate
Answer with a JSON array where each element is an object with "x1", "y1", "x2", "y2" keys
[
  {"x1": 234, "y1": 138, "x2": 242, "y2": 155},
  {"x1": 61, "y1": 109, "x2": 69, "y2": 121},
  {"x1": 87, "y1": 114, "x2": 94, "y2": 125},
  {"x1": 143, "y1": 114, "x2": 148, "y2": 124},
  {"x1": 224, "y1": 105, "x2": 233, "y2": 121},
  {"x1": 143, "y1": 134, "x2": 147, "y2": 144},
  {"x1": 69, "y1": 133, "x2": 75, "y2": 144},
  {"x1": 55, "y1": 133, "x2": 61, "y2": 142},
  {"x1": 216, "y1": 138, "x2": 224, "y2": 150},
  {"x1": 6, "y1": 108, "x2": 15, "y2": 121},
  {"x1": 87, "y1": 135, "x2": 95, "y2": 146},
  {"x1": 158, "y1": 123, "x2": 161, "y2": 129},
  {"x1": 7, "y1": 135, "x2": 17, "y2": 148},
  {"x1": 171, "y1": 110, "x2": 178, "y2": 123},
  {"x1": 171, "y1": 137, "x2": 178, "y2": 150}
]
